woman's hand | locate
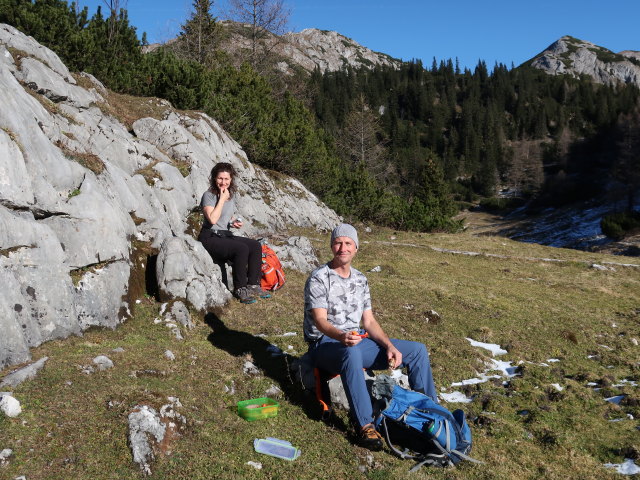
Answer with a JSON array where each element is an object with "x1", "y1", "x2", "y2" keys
[
  {"x1": 219, "y1": 186, "x2": 230, "y2": 202},
  {"x1": 230, "y1": 219, "x2": 243, "y2": 229}
]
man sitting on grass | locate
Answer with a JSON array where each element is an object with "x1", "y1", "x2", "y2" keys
[{"x1": 303, "y1": 223, "x2": 439, "y2": 450}]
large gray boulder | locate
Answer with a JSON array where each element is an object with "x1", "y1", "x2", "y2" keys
[
  {"x1": 156, "y1": 236, "x2": 232, "y2": 311},
  {"x1": 0, "y1": 23, "x2": 341, "y2": 369}
]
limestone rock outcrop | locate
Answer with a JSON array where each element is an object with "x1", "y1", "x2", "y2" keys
[
  {"x1": 530, "y1": 36, "x2": 640, "y2": 88},
  {"x1": 0, "y1": 23, "x2": 341, "y2": 369},
  {"x1": 207, "y1": 22, "x2": 401, "y2": 74}
]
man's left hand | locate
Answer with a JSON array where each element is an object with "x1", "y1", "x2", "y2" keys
[{"x1": 387, "y1": 346, "x2": 402, "y2": 369}]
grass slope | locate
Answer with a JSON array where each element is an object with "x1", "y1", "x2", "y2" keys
[{"x1": 1, "y1": 227, "x2": 639, "y2": 480}]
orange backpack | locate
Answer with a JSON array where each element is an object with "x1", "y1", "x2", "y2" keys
[{"x1": 260, "y1": 244, "x2": 286, "y2": 291}]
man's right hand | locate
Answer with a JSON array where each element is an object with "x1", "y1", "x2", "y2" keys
[{"x1": 340, "y1": 331, "x2": 363, "y2": 347}]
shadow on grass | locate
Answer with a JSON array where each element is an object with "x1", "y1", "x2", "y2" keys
[{"x1": 203, "y1": 311, "x2": 350, "y2": 433}]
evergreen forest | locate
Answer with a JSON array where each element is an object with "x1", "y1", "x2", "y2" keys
[{"x1": 2, "y1": 0, "x2": 639, "y2": 232}]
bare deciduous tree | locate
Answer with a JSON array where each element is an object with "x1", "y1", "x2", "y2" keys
[
  {"x1": 101, "y1": 0, "x2": 126, "y2": 45},
  {"x1": 226, "y1": 0, "x2": 290, "y2": 69},
  {"x1": 337, "y1": 94, "x2": 390, "y2": 180}
]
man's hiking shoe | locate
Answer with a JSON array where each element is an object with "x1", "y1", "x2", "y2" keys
[
  {"x1": 249, "y1": 284, "x2": 272, "y2": 299},
  {"x1": 358, "y1": 423, "x2": 383, "y2": 451},
  {"x1": 234, "y1": 287, "x2": 257, "y2": 304}
]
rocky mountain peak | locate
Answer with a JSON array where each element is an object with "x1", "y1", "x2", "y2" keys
[
  {"x1": 212, "y1": 21, "x2": 400, "y2": 74},
  {"x1": 529, "y1": 35, "x2": 640, "y2": 88},
  {"x1": 279, "y1": 28, "x2": 401, "y2": 73}
]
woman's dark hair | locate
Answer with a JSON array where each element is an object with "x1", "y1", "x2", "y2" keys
[{"x1": 209, "y1": 162, "x2": 237, "y2": 197}]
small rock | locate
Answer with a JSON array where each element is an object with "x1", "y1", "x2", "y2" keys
[
  {"x1": 247, "y1": 461, "x2": 262, "y2": 470},
  {"x1": 0, "y1": 394, "x2": 22, "y2": 417},
  {"x1": 402, "y1": 304, "x2": 414, "y2": 310},
  {"x1": 390, "y1": 235, "x2": 397, "y2": 240},
  {"x1": 424, "y1": 310, "x2": 441, "y2": 323},
  {"x1": 224, "y1": 382, "x2": 236, "y2": 395},
  {"x1": 591, "y1": 264, "x2": 608, "y2": 271},
  {"x1": 631, "y1": 338, "x2": 638, "y2": 346},
  {"x1": 1, "y1": 357, "x2": 49, "y2": 388},
  {"x1": 243, "y1": 361, "x2": 260, "y2": 376},
  {"x1": 167, "y1": 301, "x2": 194, "y2": 329},
  {"x1": 369, "y1": 265, "x2": 382, "y2": 273},
  {"x1": 93, "y1": 355, "x2": 114, "y2": 371},
  {"x1": 0, "y1": 448, "x2": 13, "y2": 466},
  {"x1": 364, "y1": 226, "x2": 372, "y2": 233},
  {"x1": 265, "y1": 384, "x2": 283, "y2": 398},
  {"x1": 164, "y1": 350, "x2": 176, "y2": 361},
  {"x1": 112, "y1": 347, "x2": 125, "y2": 353}
]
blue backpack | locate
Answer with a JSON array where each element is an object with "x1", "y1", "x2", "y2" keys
[{"x1": 374, "y1": 386, "x2": 482, "y2": 471}]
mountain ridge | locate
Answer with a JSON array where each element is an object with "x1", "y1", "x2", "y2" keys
[{"x1": 528, "y1": 35, "x2": 640, "y2": 88}]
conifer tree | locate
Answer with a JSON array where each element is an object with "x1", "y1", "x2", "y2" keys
[{"x1": 178, "y1": 0, "x2": 220, "y2": 66}]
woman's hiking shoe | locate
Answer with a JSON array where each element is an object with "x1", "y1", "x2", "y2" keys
[
  {"x1": 249, "y1": 284, "x2": 272, "y2": 299},
  {"x1": 358, "y1": 423, "x2": 383, "y2": 451},
  {"x1": 234, "y1": 287, "x2": 257, "y2": 304}
]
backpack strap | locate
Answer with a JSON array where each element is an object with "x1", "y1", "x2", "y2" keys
[
  {"x1": 379, "y1": 417, "x2": 421, "y2": 461},
  {"x1": 429, "y1": 426, "x2": 485, "y2": 465}
]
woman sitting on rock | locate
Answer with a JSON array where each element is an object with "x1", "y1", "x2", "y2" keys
[{"x1": 198, "y1": 162, "x2": 269, "y2": 304}]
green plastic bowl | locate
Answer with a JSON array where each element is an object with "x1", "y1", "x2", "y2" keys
[{"x1": 237, "y1": 397, "x2": 280, "y2": 421}]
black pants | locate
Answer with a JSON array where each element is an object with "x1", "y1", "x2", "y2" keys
[{"x1": 198, "y1": 230, "x2": 262, "y2": 290}]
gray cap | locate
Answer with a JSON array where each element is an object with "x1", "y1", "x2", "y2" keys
[{"x1": 330, "y1": 223, "x2": 359, "y2": 249}]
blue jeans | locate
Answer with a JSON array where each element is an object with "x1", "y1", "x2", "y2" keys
[{"x1": 310, "y1": 334, "x2": 438, "y2": 427}]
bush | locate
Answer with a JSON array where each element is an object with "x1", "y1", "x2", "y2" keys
[{"x1": 601, "y1": 211, "x2": 640, "y2": 239}]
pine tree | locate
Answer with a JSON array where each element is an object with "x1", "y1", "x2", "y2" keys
[{"x1": 178, "y1": 0, "x2": 220, "y2": 66}]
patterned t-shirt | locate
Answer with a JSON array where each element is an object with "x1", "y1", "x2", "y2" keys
[
  {"x1": 200, "y1": 190, "x2": 235, "y2": 230},
  {"x1": 303, "y1": 263, "x2": 372, "y2": 343}
]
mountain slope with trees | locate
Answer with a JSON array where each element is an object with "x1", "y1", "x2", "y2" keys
[{"x1": 1, "y1": 0, "x2": 639, "y2": 239}]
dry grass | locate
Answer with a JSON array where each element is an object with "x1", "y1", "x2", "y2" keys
[{"x1": 1, "y1": 227, "x2": 639, "y2": 479}]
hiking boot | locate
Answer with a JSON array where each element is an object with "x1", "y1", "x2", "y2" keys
[
  {"x1": 234, "y1": 286, "x2": 257, "y2": 304},
  {"x1": 357, "y1": 423, "x2": 383, "y2": 451},
  {"x1": 249, "y1": 284, "x2": 272, "y2": 299}
]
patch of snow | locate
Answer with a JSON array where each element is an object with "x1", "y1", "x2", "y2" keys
[
  {"x1": 605, "y1": 395, "x2": 626, "y2": 405},
  {"x1": 613, "y1": 379, "x2": 638, "y2": 387},
  {"x1": 550, "y1": 383, "x2": 563, "y2": 391},
  {"x1": 603, "y1": 458, "x2": 640, "y2": 475},
  {"x1": 487, "y1": 359, "x2": 519, "y2": 377},
  {"x1": 465, "y1": 338, "x2": 507, "y2": 356},
  {"x1": 440, "y1": 391, "x2": 473, "y2": 403},
  {"x1": 547, "y1": 358, "x2": 560, "y2": 363}
]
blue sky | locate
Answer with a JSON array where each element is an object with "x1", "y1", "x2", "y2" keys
[{"x1": 79, "y1": 0, "x2": 639, "y2": 71}]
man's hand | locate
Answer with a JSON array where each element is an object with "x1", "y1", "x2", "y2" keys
[
  {"x1": 387, "y1": 345, "x2": 403, "y2": 369},
  {"x1": 340, "y1": 330, "x2": 364, "y2": 347}
]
